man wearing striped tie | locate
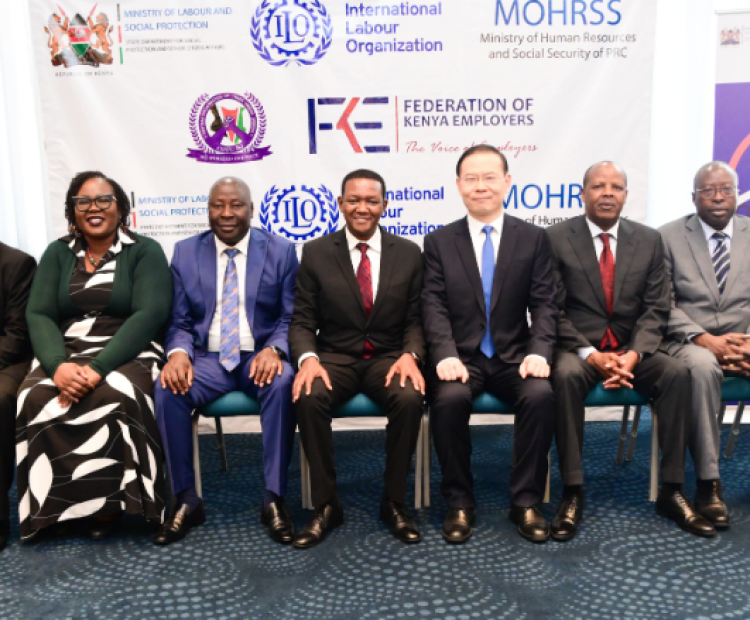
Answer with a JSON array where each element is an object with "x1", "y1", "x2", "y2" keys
[
  {"x1": 660, "y1": 161, "x2": 750, "y2": 533},
  {"x1": 154, "y1": 177, "x2": 299, "y2": 545}
]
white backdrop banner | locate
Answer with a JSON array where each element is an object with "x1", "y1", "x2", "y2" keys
[{"x1": 30, "y1": 0, "x2": 656, "y2": 257}]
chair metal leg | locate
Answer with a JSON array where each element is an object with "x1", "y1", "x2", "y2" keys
[
  {"x1": 626, "y1": 405, "x2": 642, "y2": 461},
  {"x1": 192, "y1": 414, "x2": 203, "y2": 499},
  {"x1": 616, "y1": 405, "x2": 631, "y2": 464},
  {"x1": 300, "y1": 439, "x2": 313, "y2": 510},
  {"x1": 215, "y1": 418, "x2": 228, "y2": 472},
  {"x1": 725, "y1": 401, "x2": 746, "y2": 458},
  {"x1": 650, "y1": 409, "x2": 659, "y2": 502},
  {"x1": 544, "y1": 452, "x2": 550, "y2": 503},
  {"x1": 717, "y1": 403, "x2": 727, "y2": 435},
  {"x1": 415, "y1": 406, "x2": 425, "y2": 509},
  {"x1": 424, "y1": 408, "x2": 431, "y2": 508}
]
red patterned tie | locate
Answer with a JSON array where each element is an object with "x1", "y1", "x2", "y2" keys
[
  {"x1": 598, "y1": 233, "x2": 620, "y2": 350},
  {"x1": 356, "y1": 243, "x2": 375, "y2": 358}
]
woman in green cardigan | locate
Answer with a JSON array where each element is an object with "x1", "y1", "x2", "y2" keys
[{"x1": 16, "y1": 171, "x2": 172, "y2": 541}]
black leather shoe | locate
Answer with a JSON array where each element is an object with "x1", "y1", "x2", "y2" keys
[
  {"x1": 441, "y1": 508, "x2": 475, "y2": 544},
  {"x1": 509, "y1": 504, "x2": 550, "y2": 543},
  {"x1": 261, "y1": 500, "x2": 294, "y2": 544},
  {"x1": 0, "y1": 520, "x2": 9, "y2": 552},
  {"x1": 293, "y1": 498, "x2": 344, "y2": 549},
  {"x1": 380, "y1": 500, "x2": 421, "y2": 543},
  {"x1": 153, "y1": 502, "x2": 206, "y2": 545},
  {"x1": 550, "y1": 489, "x2": 584, "y2": 541},
  {"x1": 656, "y1": 488, "x2": 715, "y2": 537},
  {"x1": 89, "y1": 514, "x2": 121, "y2": 541},
  {"x1": 695, "y1": 480, "x2": 729, "y2": 530}
]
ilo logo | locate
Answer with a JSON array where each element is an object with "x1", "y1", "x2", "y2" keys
[
  {"x1": 259, "y1": 185, "x2": 339, "y2": 243},
  {"x1": 251, "y1": 0, "x2": 332, "y2": 67}
]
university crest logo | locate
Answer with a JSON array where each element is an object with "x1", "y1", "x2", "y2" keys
[
  {"x1": 250, "y1": 0, "x2": 333, "y2": 67},
  {"x1": 44, "y1": 4, "x2": 114, "y2": 67},
  {"x1": 259, "y1": 185, "x2": 339, "y2": 242},
  {"x1": 187, "y1": 92, "x2": 272, "y2": 164}
]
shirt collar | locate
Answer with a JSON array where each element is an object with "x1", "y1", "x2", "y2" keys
[
  {"x1": 698, "y1": 215, "x2": 733, "y2": 241},
  {"x1": 466, "y1": 212, "x2": 504, "y2": 238},
  {"x1": 215, "y1": 229, "x2": 251, "y2": 255},
  {"x1": 585, "y1": 216, "x2": 619, "y2": 241},
  {"x1": 346, "y1": 225, "x2": 382, "y2": 253}
]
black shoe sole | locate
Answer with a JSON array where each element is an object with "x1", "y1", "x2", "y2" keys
[{"x1": 656, "y1": 508, "x2": 717, "y2": 538}]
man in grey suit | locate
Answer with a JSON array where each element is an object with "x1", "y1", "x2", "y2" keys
[
  {"x1": 548, "y1": 161, "x2": 714, "y2": 540},
  {"x1": 660, "y1": 160, "x2": 750, "y2": 531}
]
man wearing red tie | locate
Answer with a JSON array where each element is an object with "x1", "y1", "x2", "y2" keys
[
  {"x1": 547, "y1": 161, "x2": 713, "y2": 540},
  {"x1": 290, "y1": 169, "x2": 426, "y2": 548}
]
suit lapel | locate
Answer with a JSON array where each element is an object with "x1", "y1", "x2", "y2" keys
[
  {"x1": 333, "y1": 229, "x2": 367, "y2": 314},
  {"x1": 490, "y1": 215, "x2": 518, "y2": 311},
  {"x1": 199, "y1": 234, "x2": 218, "y2": 323},
  {"x1": 369, "y1": 230, "x2": 395, "y2": 324},
  {"x1": 454, "y1": 218, "x2": 485, "y2": 315},
  {"x1": 568, "y1": 216, "x2": 607, "y2": 314},
  {"x1": 685, "y1": 215, "x2": 721, "y2": 304},
  {"x1": 613, "y1": 219, "x2": 638, "y2": 308},
  {"x1": 244, "y1": 230, "x2": 268, "y2": 331},
  {"x1": 722, "y1": 216, "x2": 749, "y2": 301}
]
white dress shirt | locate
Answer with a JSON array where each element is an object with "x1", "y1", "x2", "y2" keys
[
  {"x1": 167, "y1": 230, "x2": 255, "y2": 359},
  {"x1": 437, "y1": 212, "x2": 545, "y2": 369},
  {"x1": 578, "y1": 217, "x2": 620, "y2": 361},
  {"x1": 298, "y1": 227, "x2": 383, "y2": 368},
  {"x1": 699, "y1": 216, "x2": 733, "y2": 254}
]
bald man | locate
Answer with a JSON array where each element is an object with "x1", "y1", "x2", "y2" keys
[
  {"x1": 154, "y1": 177, "x2": 299, "y2": 545},
  {"x1": 547, "y1": 162, "x2": 713, "y2": 540},
  {"x1": 660, "y1": 161, "x2": 750, "y2": 532}
]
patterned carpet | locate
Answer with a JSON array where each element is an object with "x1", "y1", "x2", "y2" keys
[{"x1": 3, "y1": 412, "x2": 750, "y2": 620}]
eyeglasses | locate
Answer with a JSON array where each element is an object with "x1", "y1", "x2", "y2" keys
[
  {"x1": 72, "y1": 194, "x2": 116, "y2": 212},
  {"x1": 696, "y1": 186, "x2": 736, "y2": 199}
]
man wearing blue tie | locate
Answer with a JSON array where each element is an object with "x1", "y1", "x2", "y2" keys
[
  {"x1": 154, "y1": 177, "x2": 298, "y2": 545},
  {"x1": 422, "y1": 145, "x2": 558, "y2": 543}
]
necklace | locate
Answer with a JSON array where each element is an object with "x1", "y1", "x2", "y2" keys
[{"x1": 85, "y1": 248, "x2": 100, "y2": 267}]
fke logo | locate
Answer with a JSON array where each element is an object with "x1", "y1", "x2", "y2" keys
[
  {"x1": 308, "y1": 97, "x2": 394, "y2": 154},
  {"x1": 259, "y1": 185, "x2": 339, "y2": 242},
  {"x1": 251, "y1": 0, "x2": 332, "y2": 67},
  {"x1": 187, "y1": 92, "x2": 272, "y2": 164},
  {"x1": 44, "y1": 4, "x2": 114, "y2": 67}
]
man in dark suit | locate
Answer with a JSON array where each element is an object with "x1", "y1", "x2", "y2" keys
[
  {"x1": 154, "y1": 177, "x2": 298, "y2": 545},
  {"x1": 422, "y1": 145, "x2": 557, "y2": 544},
  {"x1": 290, "y1": 169, "x2": 425, "y2": 548},
  {"x1": 547, "y1": 161, "x2": 713, "y2": 540},
  {"x1": 0, "y1": 242, "x2": 35, "y2": 552}
]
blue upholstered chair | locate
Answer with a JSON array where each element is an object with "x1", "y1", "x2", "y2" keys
[{"x1": 193, "y1": 392, "x2": 427, "y2": 509}]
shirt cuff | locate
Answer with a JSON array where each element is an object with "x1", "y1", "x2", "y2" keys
[
  {"x1": 578, "y1": 346, "x2": 596, "y2": 361},
  {"x1": 298, "y1": 352, "x2": 319, "y2": 369},
  {"x1": 167, "y1": 348, "x2": 190, "y2": 360},
  {"x1": 686, "y1": 332, "x2": 704, "y2": 343},
  {"x1": 436, "y1": 357, "x2": 460, "y2": 369},
  {"x1": 524, "y1": 354, "x2": 547, "y2": 364}
]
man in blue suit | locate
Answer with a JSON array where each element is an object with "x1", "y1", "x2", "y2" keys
[{"x1": 154, "y1": 177, "x2": 299, "y2": 545}]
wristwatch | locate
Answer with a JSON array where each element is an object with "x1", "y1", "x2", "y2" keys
[{"x1": 269, "y1": 346, "x2": 286, "y2": 360}]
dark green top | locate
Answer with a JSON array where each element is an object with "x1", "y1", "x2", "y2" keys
[{"x1": 26, "y1": 232, "x2": 172, "y2": 378}]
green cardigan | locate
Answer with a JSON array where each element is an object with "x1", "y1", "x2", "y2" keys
[{"x1": 26, "y1": 233, "x2": 172, "y2": 379}]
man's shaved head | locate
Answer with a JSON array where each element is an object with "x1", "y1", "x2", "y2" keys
[
  {"x1": 209, "y1": 176, "x2": 252, "y2": 202},
  {"x1": 582, "y1": 161, "x2": 628, "y2": 189},
  {"x1": 693, "y1": 161, "x2": 738, "y2": 190}
]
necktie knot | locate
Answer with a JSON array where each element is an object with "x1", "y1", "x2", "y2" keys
[
  {"x1": 599, "y1": 232, "x2": 612, "y2": 248},
  {"x1": 482, "y1": 225, "x2": 494, "y2": 238},
  {"x1": 225, "y1": 248, "x2": 239, "y2": 260},
  {"x1": 356, "y1": 242, "x2": 369, "y2": 257},
  {"x1": 712, "y1": 231, "x2": 728, "y2": 242}
]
